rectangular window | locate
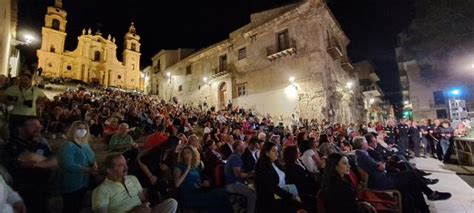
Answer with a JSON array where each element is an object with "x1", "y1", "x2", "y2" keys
[
  {"x1": 436, "y1": 109, "x2": 448, "y2": 119},
  {"x1": 178, "y1": 85, "x2": 183, "y2": 92},
  {"x1": 186, "y1": 65, "x2": 192, "y2": 75},
  {"x1": 237, "y1": 83, "x2": 247, "y2": 97},
  {"x1": 277, "y1": 29, "x2": 289, "y2": 52},
  {"x1": 433, "y1": 90, "x2": 445, "y2": 105},
  {"x1": 219, "y1": 55, "x2": 227, "y2": 72},
  {"x1": 238, "y1": 47, "x2": 247, "y2": 60},
  {"x1": 154, "y1": 60, "x2": 161, "y2": 73}
]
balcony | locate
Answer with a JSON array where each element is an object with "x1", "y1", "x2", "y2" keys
[
  {"x1": 266, "y1": 39, "x2": 297, "y2": 61},
  {"x1": 327, "y1": 37, "x2": 343, "y2": 59},
  {"x1": 211, "y1": 67, "x2": 229, "y2": 78},
  {"x1": 362, "y1": 85, "x2": 383, "y2": 97},
  {"x1": 341, "y1": 56, "x2": 354, "y2": 71}
]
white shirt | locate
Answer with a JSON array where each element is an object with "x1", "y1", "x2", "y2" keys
[
  {"x1": 301, "y1": 149, "x2": 319, "y2": 174},
  {"x1": 0, "y1": 176, "x2": 22, "y2": 213},
  {"x1": 272, "y1": 163, "x2": 286, "y2": 187},
  {"x1": 250, "y1": 150, "x2": 258, "y2": 162},
  {"x1": 204, "y1": 127, "x2": 212, "y2": 134}
]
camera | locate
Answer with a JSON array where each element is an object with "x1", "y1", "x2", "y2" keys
[{"x1": 23, "y1": 100, "x2": 33, "y2": 108}]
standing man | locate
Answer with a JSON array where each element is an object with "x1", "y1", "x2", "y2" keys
[
  {"x1": 430, "y1": 119, "x2": 442, "y2": 160},
  {"x1": 0, "y1": 73, "x2": 48, "y2": 135},
  {"x1": 397, "y1": 119, "x2": 410, "y2": 154},
  {"x1": 420, "y1": 119, "x2": 432, "y2": 157},
  {"x1": 410, "y1": 121, "x2": 422, "y2": 157},
  {"x1": 384, "y1": 120, "x2": 397, "y2": 145},
  {"x1": 291, "y1": 114, "x2": 299, "y2": 134}
]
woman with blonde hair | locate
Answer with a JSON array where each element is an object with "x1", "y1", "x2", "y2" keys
[
  {"x1": 174, "y1": 146, "x2": 232, "y2": 213},
  {"x1": 58, "y1": 121, "x2": 97, "y2": 213}
]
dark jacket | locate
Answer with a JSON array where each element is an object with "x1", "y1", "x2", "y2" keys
[
  {"x1": 285, "y1": 160, "x2": 318, "y2": 198},
  {"x1": 241, "y1": 148, "x2": 257, "y2": 172},
  {"x1": 220, "y1": 143, "x2": 233, "y2": 160},
  {"x1": 322, "y1": 177, "x2": 360, "y2": 213},
  {"x1": 255, "y1": 158, "x2": 294, "y2": 212}
]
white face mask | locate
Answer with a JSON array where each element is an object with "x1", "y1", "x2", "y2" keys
[{"x1": 75, "y1": 129, "x2": 88, "y2": 139}]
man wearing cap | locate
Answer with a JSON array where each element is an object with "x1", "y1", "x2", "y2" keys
[{"x1": 0, "y1": 73, "x2": 48, "y2": 134}]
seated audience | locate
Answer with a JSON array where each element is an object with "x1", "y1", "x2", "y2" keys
[
  {"x1": 173, "y1": 146, "x2": 232, "y2": 213},
  {"x1": 0, "y1": 176, "x2": 26, "y2": 213},
  {"x1": 241, "y1": 136, "x2": 259, "y2": 173},
  {"x1": 91, "y1": 153, "x2": 178, "y2": 213},
  {"x1": 144, "y1": 124, "x2": 168, "y2": 150},
  {"x1": 255, "y1": 142, "x2": 302, "y2": 213},
  {"x1": 109, "y1": 123, "x2": 139, "y2": 163},
  {"x1": 299, "y1": 139, "x2": 322, "y2": 174},
  {"x1": 5, "y1": 118, "x2": 58, "y2": 213},
  {"x1": 353, "y1": 136, "x2": 450, "y2": 213},
  {"x1": 224, "y1": 141, "x2": 256, "y2": 213},
  {"x1": 58, "y1": 121, "x2": 97, "y2": 213},
  {"x1": 320, "y1": 153, "x2": 365, "y2": 213},
  {"x1": 283, "y1": 145, "x2": 318, "y2": 213}
]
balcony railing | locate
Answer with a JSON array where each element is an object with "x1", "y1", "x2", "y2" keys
[
  {"x1": 327, "y1": 37, "x2": 343, "y2": 59},
  {"x1": 266, "y1": 39, "x2": 297, "y2": 61},
  {"x1": 211, "y1": 67, "x2": 229, "y2": 78},
  {"x1": 341, "y1": 56, "x2": 354, "y2": 71},
  {"x1": 362, "y1": 85, "x2": 383, "y2": 97}
]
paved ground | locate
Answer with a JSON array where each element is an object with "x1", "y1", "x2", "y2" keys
[{"x1": 412, "y1": 158, "x2": 474, "y2": 213}]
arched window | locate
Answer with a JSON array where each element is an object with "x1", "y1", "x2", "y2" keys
[
  {"x1": 50, "y1": 45, "x2": 56, "y2": 53},
  {"x1": 52, "y1": 19, "x2": 60, "y2": 30},
  {"x1": 131, "y1": 43, "x2": 136, "y2": 51},
  {"x1": 94, "y1": 51, "x2": 101, "y2": 61}
]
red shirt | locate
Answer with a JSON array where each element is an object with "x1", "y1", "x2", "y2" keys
[{"x1": 144, "y1": 132, "x2": 169, "y2": 150}]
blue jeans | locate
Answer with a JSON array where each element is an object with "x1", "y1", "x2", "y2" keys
[{"x1": 440, "y1": 139, "x2": 450, "y2": 156}]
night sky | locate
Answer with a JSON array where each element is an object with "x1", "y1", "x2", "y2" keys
[{"x1": 18, "y1": 0, "x2": 415, "y2": 105}]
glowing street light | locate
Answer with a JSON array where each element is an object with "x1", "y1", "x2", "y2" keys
[
  {"x1": 451, "y1": 89, "x2": 460, "y2": 96},
  {"x1": 346, "y1": 81, "x2": 353, "y2": 89},
  {"x1": 166, "y1": 72, "x2": 171, "y2": 77},
  {"x1": 369, "y1": 98, "x2": 375, "y2": 104},
  {"x1": 404, "y1": 100, "x2": 409, "y2": 105},
  {"x1": 24, "y1": 34, "x2": 35, "y2": 44},
  {"x1": 289, "y1": 76, "x2": 295, "y2": 83},
  {"x1": 203, "y1": 77, "x2": 208, "y2": 83}
]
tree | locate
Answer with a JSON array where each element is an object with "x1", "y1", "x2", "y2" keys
[{"x1": 399, "y1": 0, "x2": 474, "y2": 80}]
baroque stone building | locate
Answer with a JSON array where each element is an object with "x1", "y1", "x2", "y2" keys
[
  {"x1": 37, "y1": 0, "x2": 143, "y2": 90},
  {"x1": 149, "y1": 0, "x2": 363, "y2": 123}
]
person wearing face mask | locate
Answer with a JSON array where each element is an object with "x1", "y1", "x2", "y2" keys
[{"x1": 57, "y1": 121, "x2": 97, "y2": 213}]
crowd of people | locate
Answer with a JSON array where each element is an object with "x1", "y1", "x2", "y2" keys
[{"x1": 0, "y1": 72, "x2": 461, "y2": 213}]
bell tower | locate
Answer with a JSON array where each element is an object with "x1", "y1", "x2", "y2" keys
[
  {"x1": 122, "y1": 22, "x2": 141, "y2": 89},
  {"x1": 122, "y1": 22, "x2": 141, "y2": 72},
  {"x1": 39, "y1": 0, "x2": 67, "y2": 54}
]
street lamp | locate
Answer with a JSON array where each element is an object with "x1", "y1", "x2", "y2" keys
[
  {"x1": 346, "y1": 81, "x2": 353, "y2": 89},
  {"x1": 369, "y1": 98, "x2": 375, "y2": 105},
  {"x1": 451, "y1": 89, "x2": 460, "y2": 96},
  {"x1": 203, "y1": 77, "x2": 208, "y2": 83},
  {"x1": 403, "y1": 100, "x2": 409, "y2": 105},
  {"x1": 289, "y1": 76, "x2": 295, "y2": 84}
]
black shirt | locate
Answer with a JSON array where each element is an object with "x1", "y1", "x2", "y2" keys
[
  {"x1": 397, "y1": 124, "x2": 410, "y2": 138},
  {"x1": 5, "y1": 137, "x2": 53, "y2": 188}
]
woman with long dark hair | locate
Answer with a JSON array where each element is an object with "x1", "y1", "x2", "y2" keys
[
  {"x1": 255, "y1": 142, "x2": 301, "y2": 212},
  {"x1": 283, "y1": 145, "x2": 318, "y2": 213},
  {"x1": 320, "y1": 153, "x2": 360, "y2": 213}
]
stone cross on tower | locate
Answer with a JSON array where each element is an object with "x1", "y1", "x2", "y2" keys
[{"x1": 55, "y1": 0, "x2": 63, "y2": 8}]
